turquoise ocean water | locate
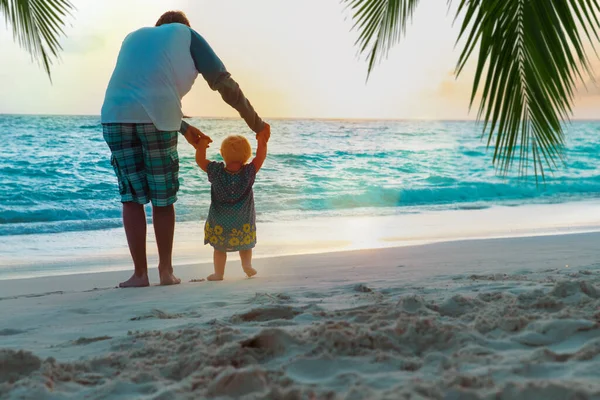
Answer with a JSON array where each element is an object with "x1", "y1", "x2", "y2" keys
[{"x1": 1, "y1": 115, "x2": 600, "y2": 279}]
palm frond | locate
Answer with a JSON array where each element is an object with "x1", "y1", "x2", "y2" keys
[
  {"x1": 345, "y1": 0, "x2": 600, "y2": 178},
  {"x1": 343, "y1": 0, "x2": 421, "y2": 77},
  {"x1": 0, "y1": 0, "x2": 74, "y2": 80},
  {"x1": 455, "y1": 0, "x2": 600, "y2": 178}
]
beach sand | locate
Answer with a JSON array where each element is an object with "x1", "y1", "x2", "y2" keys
[{"x1": 1, "y1": 232, "x2": 600, "y2": 399}]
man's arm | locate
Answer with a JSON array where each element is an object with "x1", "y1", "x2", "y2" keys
[
  {"x1": 188, "y1": 28, "x2": 265, "y2": 134},
  {"x1": 179, "y1": 120, "x2": 191, "y2": 136},
  {"x1": 180, "y1": 120, "x2": 212, "y2": 149}
]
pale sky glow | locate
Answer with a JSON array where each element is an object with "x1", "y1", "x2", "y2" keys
[{"x1": 0, "y1": 0, "x2": 599, "y2": 119}]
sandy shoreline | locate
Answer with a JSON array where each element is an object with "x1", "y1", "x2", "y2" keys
[
  {"x1": 1, "y1": 232, "x2": 600, "y2": 399},
  {"x1": 3, "y1": 200, "x2": 600, "y2": 281}
]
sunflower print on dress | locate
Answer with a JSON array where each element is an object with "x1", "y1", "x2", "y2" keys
[{"x1": 205, "y1": 222, "x2": 256, "y2": 250}]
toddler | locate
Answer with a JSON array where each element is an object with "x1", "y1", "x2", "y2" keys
[{"x1": 195, "y1": 125, "x2": 270, "y2": 280}]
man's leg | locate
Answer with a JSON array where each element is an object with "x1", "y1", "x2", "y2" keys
[
  {"x1": 152, "y1": 204, "x2": 180, "y2": 285},
  {"x1": 119, "y1": 202, "x2": 150, "y2": 288},
  {"x1": 103, "y1": 123, "x2": 150, "y2": 288},
  {"x1": 138, "y1": 124, "x2": 181, "y2": 286}
]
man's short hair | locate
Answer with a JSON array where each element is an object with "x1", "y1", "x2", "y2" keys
[{"x1": 156, "y1": 11, "x2": 190, "y2": 27}]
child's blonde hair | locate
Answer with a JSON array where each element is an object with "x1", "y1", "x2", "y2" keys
[{"x1": 220, "y1": 135, "x2": 252, "y2": 165}]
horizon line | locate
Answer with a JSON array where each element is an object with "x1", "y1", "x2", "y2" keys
[{"x1": 3, "y1": 112, "x2": 600, "y2": 123}]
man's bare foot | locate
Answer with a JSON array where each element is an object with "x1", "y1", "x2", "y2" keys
[
  {"x1": 207, "y1": 273, "x2": 224, "y2": 281},
  {"x1": 243, "y1": 266, "x2": 257, "y2": 278},
  {"x1": 119, "y1": 273, "x2": 150, "y2": 288},
  {"x1": 159, "y1": 272, "x2": 181, "y2": 286}
]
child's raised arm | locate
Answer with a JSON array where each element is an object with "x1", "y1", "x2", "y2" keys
[
  {"x1": 251, "y1": 123, "x2": 270, "y2": 172},
  {"x1": 195, "y1": 137, "x2": 212, "y2": 172}
]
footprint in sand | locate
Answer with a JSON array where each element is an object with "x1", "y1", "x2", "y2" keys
[
  {"x1": 0, "y1": 329, "x2": 26, "y2": 336},
  {"x1": 130, "y1": 309, "x2": 185, "y2": 321},
  {"x1": 354, "y1": 284, "x2": 373, "y2": 293},
  {"x1": 234, "y1": 306, "x2": 301, "y2": 322},
  {"x1": 71, "y1": 336, "x2": 113, "y2": 346},
  {"x1": 68, "y1": 308, "x2": 90, "y2": 315},
  {"x1": 0, "y1": 350, "x2": 41, "y2": 383}
]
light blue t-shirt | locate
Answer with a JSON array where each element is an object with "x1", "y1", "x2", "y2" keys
[{"x1": 101, "y1": 23, "x2": 264, "y2": 134}]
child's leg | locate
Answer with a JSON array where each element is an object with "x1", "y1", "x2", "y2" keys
[
  {"x1": 239, "y1": 249, "x2": 257, "y2": 278},
  {"x1": 208, "y1": 250, "x2": 226, "y2": 281}
]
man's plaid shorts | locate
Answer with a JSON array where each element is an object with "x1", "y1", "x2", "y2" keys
[{"x1": 102, "y1": 123, "x2": 179, "y2": 207}]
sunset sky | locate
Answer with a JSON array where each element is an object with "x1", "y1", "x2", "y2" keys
[{"x1": 1, "y1": 0, "x2": 599, "y2": 120}]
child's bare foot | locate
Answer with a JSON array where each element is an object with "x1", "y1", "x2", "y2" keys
[
  {"x1": 159, "y1": 272, "x2": 181, "y2": 286},
  {"x1": 119, "y1": 273, "x2": 150, "y2": 288},
  {"x1": 207, "y1": 273, "x2": 224, "y2": 281},
  {"x1": 243, "y1": 266, "x2": 257, "y2": 278}
]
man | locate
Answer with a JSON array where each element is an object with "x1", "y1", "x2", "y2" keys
[{"x1": 101, "y1": 11, "x2": 270, "y2": 288}]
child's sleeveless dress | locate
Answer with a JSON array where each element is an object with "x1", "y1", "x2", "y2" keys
[{"x1": 204, "y1": 161, "x2": 257, "y2": 252}]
